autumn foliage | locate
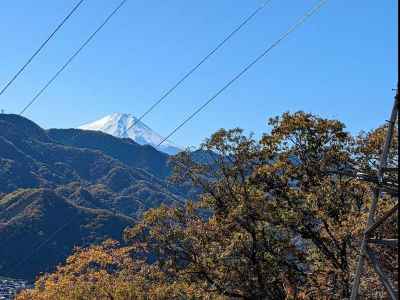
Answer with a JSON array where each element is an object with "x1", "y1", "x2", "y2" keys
[{"x1": 17, "y1": 112, "x2": 398, "y2": 299}]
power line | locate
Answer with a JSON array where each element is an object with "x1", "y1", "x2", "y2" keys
[
  {"x1": 121, "y1": 0, "x2": 272, "y2": 137},
  {"x1": 0, "y1": 0, "x2": 85, "y2": 97},
  {"x1": 19, "y1": 0, "x2": 129, "y2": 115},
  {"x1": 157, "y1": 0, "x2": 328, "y2": 148}
]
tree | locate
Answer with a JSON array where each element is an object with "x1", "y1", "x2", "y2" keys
[
  {"x1": 125, "y1": 128, "x2": 307, "y2": 299},
  {"x1": 18, "y1": 112, "x2": 397, "y2": 299}
]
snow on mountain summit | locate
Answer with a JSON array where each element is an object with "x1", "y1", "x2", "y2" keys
[{"x1": 78, "y1": 113, "x2": 182, "y2": 155}]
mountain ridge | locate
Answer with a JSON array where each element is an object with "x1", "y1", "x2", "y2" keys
[{"x1": 0, "y1": 114, "x2": 188, "y2": 280}]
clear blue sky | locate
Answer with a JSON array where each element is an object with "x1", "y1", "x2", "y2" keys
[{"x1": 0, "y1": 1, "x2": 397, "y2": 148}]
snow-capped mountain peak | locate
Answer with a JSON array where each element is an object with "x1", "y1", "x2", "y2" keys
[{"x1": 78, "y1": 113, "x2": 182, "y2": 155}]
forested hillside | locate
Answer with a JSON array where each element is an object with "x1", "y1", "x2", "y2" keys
[{"x1": 0, "y1": 114, "x2": 186, "y2": 280}]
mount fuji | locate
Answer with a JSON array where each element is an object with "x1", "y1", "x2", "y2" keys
[{"x1": 78, "y1": 113, "x2": 182, "y2": 155}]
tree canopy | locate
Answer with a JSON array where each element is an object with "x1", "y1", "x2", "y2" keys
[{"x1": 17, "y1": 111, "x2": 398, "y2": 300}]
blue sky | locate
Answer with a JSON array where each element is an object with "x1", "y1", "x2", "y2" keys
[{"x1": 0, "y1": 1, "x2": 397, "y2": 148}]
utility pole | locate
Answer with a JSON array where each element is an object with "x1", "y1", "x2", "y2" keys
[
  {"x1": 349, "y1": 95, "x2": 398, "y2": 299},
  {"x1": 350, "y1": 1, "x2": 399, "y2": 297}
]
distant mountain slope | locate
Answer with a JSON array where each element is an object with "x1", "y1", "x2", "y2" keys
[
  {"x1": 47, "y1": 128, "x2": 171, "y2": 179},
  {"x1": 0, "y1": 114, "x2": 180, "y2": 198},
  {"x1": 0, "y1": 188, "x2": 133, "y2": 281},
  {"x1": 78, "y1": 113, "x2": 182, "y2": 155},
  {"x1": 0, "y1": 114, "x2": 187, "y2": 280}
]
